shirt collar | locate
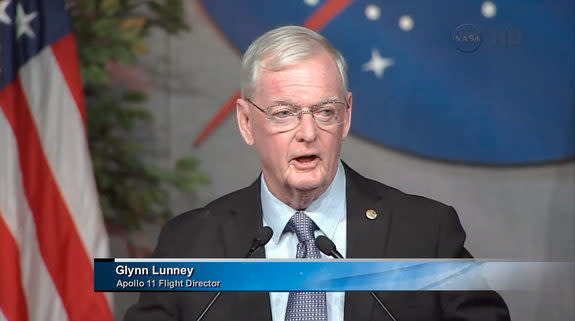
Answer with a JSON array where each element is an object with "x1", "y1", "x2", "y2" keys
[{"x1": 261, "y1": 161, "x2": 346, "y2": 245}]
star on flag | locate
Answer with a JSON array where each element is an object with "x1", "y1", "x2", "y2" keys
[
  {"x1": 0, "y1": 0, "x2": 11, "y2": 25},
  {"x1": 16, "y1": 2, "x2": 37, "y2": 38}
]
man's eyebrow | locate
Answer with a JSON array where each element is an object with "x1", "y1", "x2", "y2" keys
[
  {"x1": 322, "y1": 96, "x2": 341, "y2": 102},
  {"x1": 268, "y1": 96, "x2": 342, "y2": 106},
  {"x1": 268, "y1": 99, "x2": 297, "y2": 106}
]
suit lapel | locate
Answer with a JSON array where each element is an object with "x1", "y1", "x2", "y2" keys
[
  {"x1": 221, "y1": 178, "x2": 267, "y2": 258},
  {"x1": 343, "y1": 162, "x2": 393, "y2": 258},
  {"x1": 343, "y1": 163, "x2": 394, "y2": 321},
  {"x1": 220, "y1": 177, "x2": 272, "y2": 320}
]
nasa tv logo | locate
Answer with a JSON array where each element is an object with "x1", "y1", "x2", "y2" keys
[{"x1": 453, "y1": 24, "x2": 522, "y2": 53}]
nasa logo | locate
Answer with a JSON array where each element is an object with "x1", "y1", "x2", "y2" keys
[{"x1": 453, "y1": 24, "x2": 482, "y2": 53}]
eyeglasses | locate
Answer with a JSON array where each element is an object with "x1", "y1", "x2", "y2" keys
[{"x1": 245, "y1": 98, "x2": 348, "y2": 131}]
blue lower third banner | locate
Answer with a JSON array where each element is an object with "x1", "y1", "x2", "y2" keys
[{"x1": 94, "y1": 259, "x2": 573, "y2": 292}]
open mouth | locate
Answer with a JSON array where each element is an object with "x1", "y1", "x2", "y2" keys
[{"x1": 293, "y1": 155, "x2": 319, "y2": 166}]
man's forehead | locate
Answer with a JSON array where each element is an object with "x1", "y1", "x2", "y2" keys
[{"x1": 256, "y1": 62, "x2": 345, "y2": 98}]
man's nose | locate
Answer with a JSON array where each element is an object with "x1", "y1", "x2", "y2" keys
[{"x1": 295, "y1": 112, "x2": 319, "y2": 142}]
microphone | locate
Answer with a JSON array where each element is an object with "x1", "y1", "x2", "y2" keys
[
  {"x1": 315, "y1": 235, "x2": 398, "y2": 321},
  {"x1": 246, "y1": 226, "x2": 273, "y2": 257},
  {"x1": 196, "y1": 226, "x2": 273, "y2": 321},
  {"x1": 315, "y1": 234, "x2": 344, "y2": 258}
]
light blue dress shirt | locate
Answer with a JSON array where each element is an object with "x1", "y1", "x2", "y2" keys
[{"x1": 261, "y1": 161, "x2": 347, "y2": 321}]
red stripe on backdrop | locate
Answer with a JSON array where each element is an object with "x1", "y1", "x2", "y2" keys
[
  {"x1": 193, "y1": 91, "x2": 241, "y2": 146},
  {"x1": 0, "y1": 82, "x2": 113, "y2": 320},
  {"x1": 50, "y1": 34, "x2": 87, "y2": 127},
  {"x1": 304, "y1": 0, "x2": 353, "y2": 30},
  {"x1": 0, "y1": 215, "x2": 29, "y2": 321}
]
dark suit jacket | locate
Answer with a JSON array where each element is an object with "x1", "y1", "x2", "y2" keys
[{"x1": 124, "y1": 163, "x2": 510, "y2": 321}]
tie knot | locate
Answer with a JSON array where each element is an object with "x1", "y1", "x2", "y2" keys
[{"x1": 286, "y1": 211, "x2": 317, "y2": 243}]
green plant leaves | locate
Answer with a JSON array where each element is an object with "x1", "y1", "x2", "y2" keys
[{"x1": 72, "y1": 0, "x2": 208, "y2": 232}]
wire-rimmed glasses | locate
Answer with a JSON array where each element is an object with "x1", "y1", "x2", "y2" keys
[{"x1": 245, "y1": 98, "x2": 348, "y2": 131}]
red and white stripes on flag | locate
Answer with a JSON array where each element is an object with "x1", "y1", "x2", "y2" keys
[{"x1": 0, "y1": 1, "x2": 113, "y2": 320}]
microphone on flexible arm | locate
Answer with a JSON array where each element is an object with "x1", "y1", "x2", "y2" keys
[
  {"x1": 195, "y1": 226, "x2": 273, "y2": 321},
  {"x1": 315, "y1": 235, "x2": 398, "y2": 321}
]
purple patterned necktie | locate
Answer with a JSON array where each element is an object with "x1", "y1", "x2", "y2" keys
[{"x1": 285, "y1": 211, "x2": 327, "y2": 321}]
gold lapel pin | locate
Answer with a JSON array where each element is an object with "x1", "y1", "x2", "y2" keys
[{"x1": 365, "y1": 209, "x2": 378, "y2": 220}]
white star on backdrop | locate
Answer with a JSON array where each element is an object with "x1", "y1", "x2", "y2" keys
[
  {"x1": 362, "y1": 49, "x2": 394, "y2": 79},
  {"x1": 365, "y1": 4, "x2": 380, "y2": 21},
  {"x1": 482, "y1": 1, "x2": 497, "y2": 18},
  {"x1": 398, "y1": 15, "x2": 414, "y2": 31},
  {"x1": 16, "y1": 3, "x2": 37, "y2": 38},
  {"x1": 0, "y1": 0, "x2": 11, "y2": 25},
  {"x1": 304, "y1": 0, "x2": 319, "y2": 6}
]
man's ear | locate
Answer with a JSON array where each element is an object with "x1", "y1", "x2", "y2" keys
[
  {"x1": 236, "y1": 98, "x2": 254, "y2": 145},
  {"x1": 342, "y1": 91, "x2": 353, "y2": 139}
]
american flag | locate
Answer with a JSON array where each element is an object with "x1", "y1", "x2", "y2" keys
[
  {"x1": 195, "y1": 0, "x2": 574, "y2": 165},
  {"x1": 0, "y1": 0, "x2": 112, "y2": 320}
]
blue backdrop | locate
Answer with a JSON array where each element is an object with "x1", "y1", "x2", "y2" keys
[{"x1": 199, "y1": 0, "x2": 574, "y2": 164}]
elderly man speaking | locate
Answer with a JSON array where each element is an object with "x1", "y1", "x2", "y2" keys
[{"x1": 124, "y1": 25, "x2": 510, "y2": 321}]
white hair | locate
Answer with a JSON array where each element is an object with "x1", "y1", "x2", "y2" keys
[{"x1": 240, "y1": 25, "x2": 348, "y2": 98}]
